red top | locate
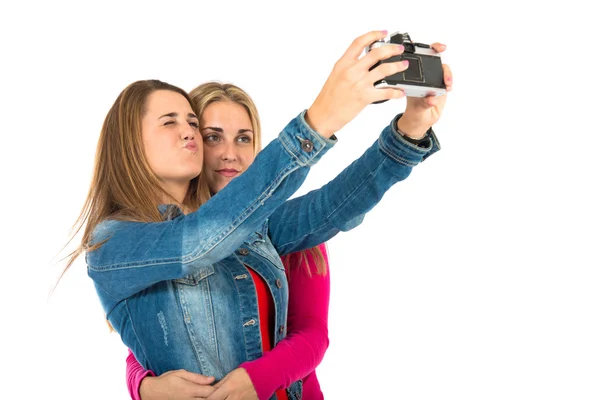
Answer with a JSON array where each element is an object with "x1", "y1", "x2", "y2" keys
[{"x1": 246, "y1": 267, "x2": 288, "y2": 400}]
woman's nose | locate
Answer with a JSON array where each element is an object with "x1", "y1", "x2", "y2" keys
[{"x1": 220, "y1": 142, "x2": 237, "y2": 161}]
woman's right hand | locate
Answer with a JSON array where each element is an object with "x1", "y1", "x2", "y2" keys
[
  {"x1": 140, "y1": 370, "x2": 216, "y2": 400},
  {"x1": 305, "y1": 30, "x2": 409, "y2": 138}
]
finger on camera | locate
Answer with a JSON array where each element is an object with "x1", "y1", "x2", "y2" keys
[
  {"x1": 410, "y1": 95, "x2": 436, "y2": 109},
  {"x1": 442, "y1": 64, "x2": 453, "y2": 91},
  {"x1": 344, "y1": 30, "x2": 391, "y2": 61},
  {"x1": 369, "y1": 59, "x2": 408, "y2": 83},
  {"x1": 424, "y1": 96, "x2": 438, "y2": 108},
  {"x1": 430, "y1": 42, "x2": 447, "y2": 53},
  {"x1": 426, "y1": 94, "x2": 447, "y2": 108},
  {"x1": 357, "y1": 44, "x2": 403, "y2": 71},
  {"x1": 374, "y1": 88, "x2": 406, "y2": 103}
]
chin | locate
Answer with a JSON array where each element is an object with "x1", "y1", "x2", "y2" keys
[
  {"x1": 183, "y1": 172, "x2": 201, "y2": 183},
  {"x1": 207, "y1": 179, "x2": 226, "y2": 194},
  {"x1": 188, "y1": 167, "x2": 203, "y2": 179}
]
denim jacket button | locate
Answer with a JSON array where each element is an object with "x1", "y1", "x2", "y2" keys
[
  {"x1": 276, "y1": 279, "x2": 282, "y2": 288},
  {"x1": 238, "y1": 248, "x2": 249, "y2": 256},
  {"x1": 301, "y1": 139, "x2": 314, "y2": 152},
  {"x1": 278, "y1": 325, "x2": 285, "y2": 334}
]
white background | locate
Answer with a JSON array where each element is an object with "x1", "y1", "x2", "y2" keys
[{"x1": 1, "y1": 1, "x2": 599, "y2": 399}]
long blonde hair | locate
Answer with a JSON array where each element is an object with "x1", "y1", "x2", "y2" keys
[
  {"x1": 188, "y1": 81, "x2": 327, "y2": 276},
  {"x1": 58, "y1": 80, "x2": 211, "y2": 285}
]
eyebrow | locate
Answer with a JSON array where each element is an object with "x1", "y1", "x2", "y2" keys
[
  {"x1": 159, "y1": 112, "x2": 199, "y2": 120},
  {"x1": 201, "y1": 126, "x2": 254, "y2": 134}
]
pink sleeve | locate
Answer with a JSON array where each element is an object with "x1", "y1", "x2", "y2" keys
[
  {"x1": 240, "y1": 243, "x2": 330, "y2": 400},
  {"x1": 126, "y1": 349, "x2": 156, "y2": 400}
]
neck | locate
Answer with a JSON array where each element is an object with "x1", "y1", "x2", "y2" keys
[{"x1": 160, "y1": 180, "x2": 189, "y2": 206}]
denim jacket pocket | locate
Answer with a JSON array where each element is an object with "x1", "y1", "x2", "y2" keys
[{"x1": 173, "y1": 264, "x2": 215, "y2": 285}]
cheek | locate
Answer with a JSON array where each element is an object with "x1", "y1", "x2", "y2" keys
[
  {"x1": 241, "y1": 151, "x2": 256, "y2": 170},
  {"x1": 202, "y1": 147, "x2": 219, "y2": 167},
  {"x1": 146, "y1": 133, "x2": 174, "y2": 155},
  {"x1": 142, "y1": 138, "x2": 160, "y2": 168}
]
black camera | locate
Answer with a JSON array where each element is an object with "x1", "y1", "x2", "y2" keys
[{"x1": 367, "y1": 32, "x2": 446, "y2": 102}]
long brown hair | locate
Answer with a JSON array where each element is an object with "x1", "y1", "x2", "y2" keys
[
  {"x1": 57, "y1": 80, "x2": 211, "y2": 287},
  {"x1": 58, "y1": 79, "x2": 326, "y2": 293},
  {"x1": 188, "y1": 81, "x2": 327, "y2": 276}
]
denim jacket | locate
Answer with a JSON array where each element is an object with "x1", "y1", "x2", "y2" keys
[{"x1": 86, "y1": 110, "x2": 440, "y2": 400}]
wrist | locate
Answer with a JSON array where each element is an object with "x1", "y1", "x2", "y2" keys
[
  {"x1": 395, "y1": 115, "x2": 430, "y2": 140},
  {"x1": 139, "y1": 376, "x2": 157, "y2": 400},
  {"x1": 305, "y1": 106, "x2": 337, "y2": 139}
]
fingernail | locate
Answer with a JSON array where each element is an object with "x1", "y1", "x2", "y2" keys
[
  {"x1": 397, "y1": 44, "x2": 404, "y2": 52},
  {"x1": 381, "y1": 30, "x2": 388, "y2": 35},
  {"x1": 403, "y1": 60, "x2": 409, "y2": 67}
]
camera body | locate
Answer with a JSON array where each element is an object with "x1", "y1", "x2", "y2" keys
[{"x1": 367, "y1": 32, "x2": 446, "y2": 100}]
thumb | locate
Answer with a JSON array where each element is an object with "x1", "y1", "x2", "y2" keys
[{"x1": 408, "y1": 95, "x2": 434, "y2": 111}]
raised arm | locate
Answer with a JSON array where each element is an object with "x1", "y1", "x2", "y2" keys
[
  {"x1": 87, "y1": 30, "x2": 411, "y2": 302},
  {"x1": 268, "y1": 41, "x2": 452, "y2": 255},
  {"x1": 267, "y1": 113, "x2": 439, "y2": 256}
]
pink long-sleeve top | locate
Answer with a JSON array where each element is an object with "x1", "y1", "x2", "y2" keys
[{"x1": 126, "y1": 243, "x2": 330, "y2": 400}]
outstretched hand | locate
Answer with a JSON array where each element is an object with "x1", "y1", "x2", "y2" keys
[
  {"x1": 306, "y1": 30, "x2": 411, "y2": 138},
  {"x1": 400, "y1": 42, "x2": 453, "y2": 139}
]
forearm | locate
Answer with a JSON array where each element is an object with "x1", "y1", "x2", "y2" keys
[
  {"x1": 269, "y1": 113, "x2": 439, "y2": 255},
  {"x1": 126, "y1": 349, "x2": 155, "y2": 400},
  {"x1": 240, "y1": 328, "x2": 328, "y2": 400}
]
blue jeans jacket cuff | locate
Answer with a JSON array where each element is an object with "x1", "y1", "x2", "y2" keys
[
  {"x1": 277, "y1": 110, "x2": 337, "y2": 167},
  {"x1": 381, "y1": 113, "x2": 441, "y2": 166}
]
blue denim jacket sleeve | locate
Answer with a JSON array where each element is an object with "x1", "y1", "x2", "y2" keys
[
  {"x1": 267, "y1": 113, "x2": 441, "y2": 255},
  {"x1": 86, "y1": 110, "x2": 336, "y2": 302}
]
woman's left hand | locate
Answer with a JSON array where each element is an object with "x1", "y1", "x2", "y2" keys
[{"x1": 398, "y1": 42, "x2": 453, "y2": 139}]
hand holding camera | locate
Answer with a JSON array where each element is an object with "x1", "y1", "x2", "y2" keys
[
  {"x1": 305, "y1": 30, "x2": 452, "y2": 140},
  {"x1": 366, "y1": 31, "x2": 453, "y2": 139},
  {"x1": 367, "y1": 32, "x2": 448, "y2": 99},
  {"x1": 305, "y1": 30, "x2": 412, "y2": 138},
  {"x1": 400, "y1": 40, "x2": 452, "y2": 139}
]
